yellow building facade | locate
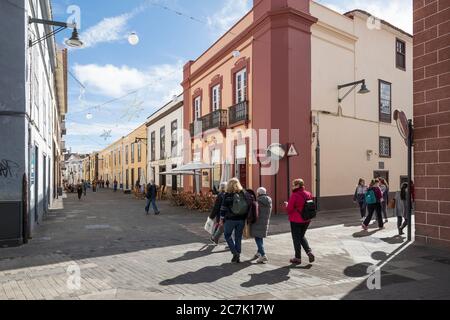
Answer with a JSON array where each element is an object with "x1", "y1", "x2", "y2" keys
[{"x1": 97, "y1": 123, "x2": 147, "y2": 190}]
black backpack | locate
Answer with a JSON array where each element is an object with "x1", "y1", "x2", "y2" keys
[{"x1": 300, "y1": 193, "x2": 317, "y2": 220}]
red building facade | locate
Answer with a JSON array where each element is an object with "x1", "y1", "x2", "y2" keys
[{"x1": 413, "y1": 0, "x2": 450, "y2": 248}]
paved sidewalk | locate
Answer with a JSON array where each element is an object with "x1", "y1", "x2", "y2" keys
[{"x1": 0, "y1": 189, "x2": 449, "y2": 300}]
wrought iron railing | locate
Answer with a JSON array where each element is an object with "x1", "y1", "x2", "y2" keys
[{"x1": 228, "y1": 101, "x2": 249, "y2": 125}]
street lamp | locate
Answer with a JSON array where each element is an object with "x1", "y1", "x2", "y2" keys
[
  {"x1": 338, "y1": 79, "x2": 370, "y2": 103},
  {"x1": 28, "y1": 18, "x2": 83, "y2": 48}
]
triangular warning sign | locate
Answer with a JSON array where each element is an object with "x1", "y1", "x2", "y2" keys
[{"x1": 287, "y1": 144, "x2": 299, "y2": 157}]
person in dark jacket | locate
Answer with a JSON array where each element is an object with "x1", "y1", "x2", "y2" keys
[
  {"x1": 395, "y1": 183, "x2": 409, "y2": 235},
  {"x1": 362, "y1": 179, "x2": 384, "y2": 230},
  {"x1": 145, "y1": 180, "x2": 160, "y2": 215},
  {"x1": 251, "y1": 187, "x2": 272, "y2": 264},
  {"x1": 113, "y1": 179, "x2": 118, "y2": 192},
  {"x1": 209, "y1": 182, "x2": 227, "y2": 245},
  {"x1": 353, "y1": 178, "x2": 367, "y2": 221},
  {"x1": 219, "y1": 178, "x2": 252, "y2": 263},
  {"x1": 77, "y1": 183, "x2": 83, "y2": 200},
  {"x1": 285, "y1": 179, "x2": 315, "y2": 265}
]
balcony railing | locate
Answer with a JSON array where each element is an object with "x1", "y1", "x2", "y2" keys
[
  {"x1": 190, "y1": 109, "x2": 228, "y2": 137},
  {"x1": 229, "y1": 101, "x2": 249, "y2": 126}
]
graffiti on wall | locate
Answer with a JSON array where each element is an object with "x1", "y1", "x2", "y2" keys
[{"x1": 0, "y1": 159, "x2": 20, "y2": 179}]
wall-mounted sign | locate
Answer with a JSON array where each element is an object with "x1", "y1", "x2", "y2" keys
[{"x1": 287, "y1": 143, "x2": 299, "y2": 157}]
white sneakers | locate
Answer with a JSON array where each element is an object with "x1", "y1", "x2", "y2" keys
[{"x1": 256, "y1": 255, "x2": 268, "y2": 264}]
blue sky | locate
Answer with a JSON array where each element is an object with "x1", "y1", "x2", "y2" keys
[{"x1": 52, "y1": 0, "x2": 412, "y2": 154}]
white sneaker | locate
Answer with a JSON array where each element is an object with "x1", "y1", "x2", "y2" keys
[
  {"x1": 256, "y1": 256, "x2": 268, "y2": 264},
  {"x1": 254, "y1": 252, "x2": 262, "y2": 259}
]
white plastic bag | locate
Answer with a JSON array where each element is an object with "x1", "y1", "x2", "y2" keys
[{"x1": 204, "y1": 217, "x2": 215, "y2": 235}]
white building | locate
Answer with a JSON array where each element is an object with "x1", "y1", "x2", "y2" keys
[
  {"x1": 0, "y1": 0, "x2": 67, "y2": 245},
  {"x1": 146, "y1": 95, "x2": 184, "y2": 191},
  {"x1": 64, "y1": 154, "x2": 87, "y2": 185}
]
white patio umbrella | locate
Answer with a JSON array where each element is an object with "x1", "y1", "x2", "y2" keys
[
  {"x1": 172, "y1": 161, "x2": 215, "y2": 171},
  {"x1": 173, "y1": 162, "x2": 214, "y2": 193}
]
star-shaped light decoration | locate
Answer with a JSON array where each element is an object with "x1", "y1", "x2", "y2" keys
[
  {"x1": 100, "y1": 129, "x2": 112, "y2": 141},
  {"x1": 121, "y1": 94, "x2": 145, "y2": 122}
]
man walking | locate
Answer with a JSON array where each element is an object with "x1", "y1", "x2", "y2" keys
[
  {"x1": 82, "y1": 179, "x2": 88, "y2": 196},
  {"x1": 145, "y1": 180, "x2": 160, "y2": 215}
]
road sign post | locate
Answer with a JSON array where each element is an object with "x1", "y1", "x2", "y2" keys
[
  {"x1": 394, "y1": 110, "x2": 414, "y2": 242},
  {"x1": 286, "y1": 143, "x2": 299, "y2": 198}
]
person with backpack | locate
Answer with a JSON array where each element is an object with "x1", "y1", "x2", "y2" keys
[
  {"x1": 250, "y1": 187, "x2": 272, "y2": 264},
  {"x1": 379, "y1": 178, "x2": 389, "y2": 223},
  {"x1": 209, "y1": 182, "x2": 227, "y2": 245},
  {"x1": 285, "y1": 179, "x2": 315, "y2": 265},
  {"x1": 353, "y1": 178, "x2": 367, "y2": 221},
  {"x1": 362, "y1": 179, "x2": 384, "y2": 230},
  {"x1": 394, "y1": 183, "x2": 409, "y2": 235},
  {"x1": 219, "y1": 178, "x2": 252, "y2": 263}
]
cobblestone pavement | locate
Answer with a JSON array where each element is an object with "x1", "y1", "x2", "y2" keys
[{"x1": 0, "y1": 189, "x2": 449, "y2": 300}]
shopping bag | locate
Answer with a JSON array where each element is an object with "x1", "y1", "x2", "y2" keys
[
  {"x1": 204, "y1": 217, "x2": 215, "y2": 235},
  {"x1": 243, "y1": 222, "x2": 251, "y2": 239}
]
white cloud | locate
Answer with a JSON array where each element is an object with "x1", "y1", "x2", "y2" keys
[
  {"x1": 79, "y1": 13, "x2": 132, "y2": 48},
  {"x1": 317, "y1": 0, "x2": 412, "y2": 34},
  {"x1": 207, "y1": 0, "x2": 252, "y2": 36},
  {"x1": 73, "y1": 61, "x2": 183, "y2": 98}
]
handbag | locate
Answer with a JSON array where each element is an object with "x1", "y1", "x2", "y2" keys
[
  {"x1": 243, "y1": 221, "x2": 251, "y2": 239},
  {"x1": 388, "y1": 199, "x2": 396, "y2": 209},
  {"x1": 204, "y1": 217, "x2": 215, "y2": 235}
]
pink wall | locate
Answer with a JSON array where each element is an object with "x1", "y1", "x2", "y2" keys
[{"x1": 252, "y1": 0, "x2": 317, "y2": 212}]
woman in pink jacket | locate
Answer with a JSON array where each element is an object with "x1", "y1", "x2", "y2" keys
[{"x1": 285, "y1": 179, "x2": 315, "y2": 265}]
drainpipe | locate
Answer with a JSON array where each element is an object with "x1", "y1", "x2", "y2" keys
[{"x1": 315, "y1": 115, "x2": 320, "y2": 211}]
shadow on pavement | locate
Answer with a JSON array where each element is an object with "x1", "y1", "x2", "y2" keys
[
  {"x1": 167, "y1": 245, "x2": 228, "y2": 263},
  {"x1": 160, "y1": 261, "x2": 253, "y2": 285},
  {"x1": 241, "y1": 266, "x2": 291, "y2": 287},
  {"x1": 342, "y1": 243, "x2": 450, "y2": 299}
]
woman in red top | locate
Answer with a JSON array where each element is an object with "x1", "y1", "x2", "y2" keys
[{"x1": 285, "y1": 179, "x2": 315, "y2": 265}]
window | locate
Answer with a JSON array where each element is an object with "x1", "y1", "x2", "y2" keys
[
  {"x1": 131, "y1": 143, "x2": 135, "y2": 163},
  {"x1": 379, "y1": 136, "x2": 391, "y2": 158},
  {"x1": 160, "y1": 126, "x2": 166, "y2": 160},
  {"x1": 379, "y1": 80, "x2": 392, "y2": 123},
  {"x1": 194, "y1": 96, "x2": 201, "y2": 120},
  {"x1": 396, "y1": 39, "x2": 406, "y2": 70},
  {"x1": 114, "y1": 151, "x2": 116, "y2": 166},
  {"x1": 138, "y1": 142, "x2": 141, "y2": 162},
  {"x1": 235, "y1": 68, "x2": 247, "y2": 103},
  {"x1": 118, "y1": 150, "x2": 121, "y2": 165},
  {"x1": 171, "y1": 120, "x2": 178, "y2": 157},
  {"x1": 151, "y1": 131, "x2": 156, "y2": 161},
  {"x1": 125, "y1": 145, "x2": 129, "y2": 164},
  {"x1": 211, "y1": 84, "x2": 221, "y2": 111}
]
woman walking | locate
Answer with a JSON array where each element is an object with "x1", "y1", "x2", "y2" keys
[
  {"x1": 353, "y1": 178, "x2": 367, "y2": 221},
  {"x1": 362, "y1": 179, "x2": 384, "y2": 230},
  {"x1": 395, "y1": 183, "x2": 409, "y2": 235},
  {"x1": 209, "y1": 182, "x2": 227, "y2": 245},
  {"x1": 285, "y1": 179, "x2": 315, "y2": 265},
  {"x1": 219, "y1": 178, "x2": 252, "y2": 263},
  {"x1": 250, "y1": 187, "x2": 272, "y2": 264},
  {"x1": 77, "y1": 183, "x2": 83, "y2": 200},
  {"x1": 379, "y1": 178, "x2": 390, "y2": 223}
]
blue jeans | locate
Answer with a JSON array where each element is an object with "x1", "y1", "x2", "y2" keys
[
  {"x1": 254, "y1": 237, "x2": 265, "y2": 256},
  {"x1": 224, "y1": 220, "x2": 245, "y2": 255},
  {"x1": 145, "y1": 198, "x2": 159, "y2": 214}
]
